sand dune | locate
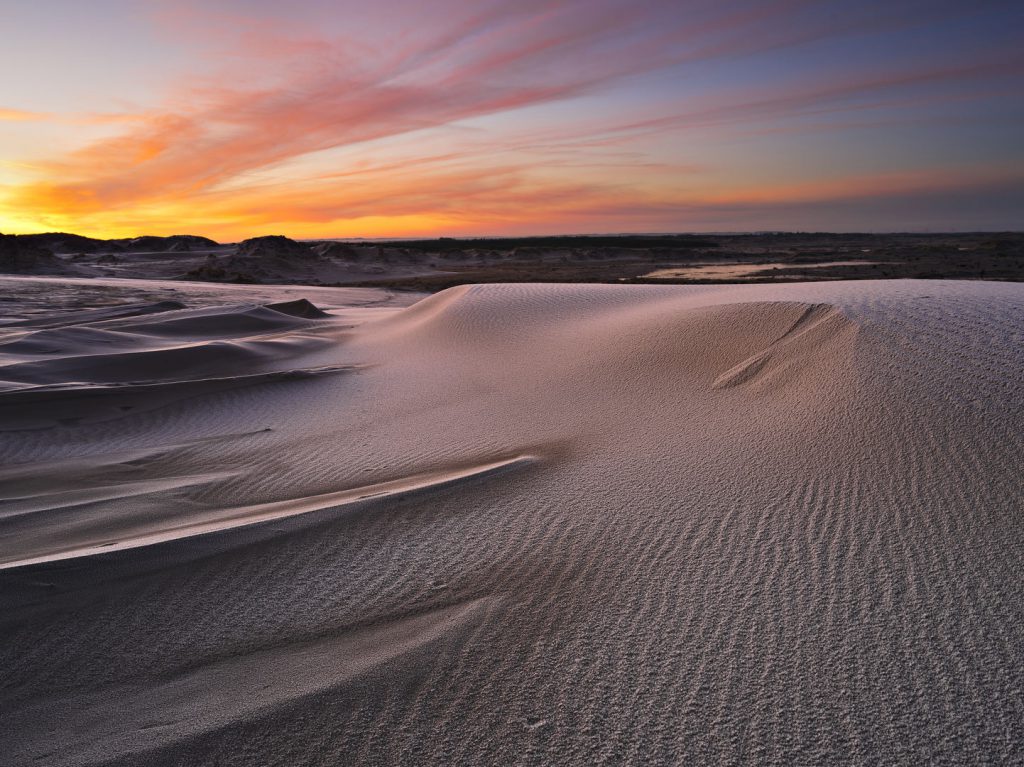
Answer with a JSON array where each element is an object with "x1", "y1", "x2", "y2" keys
[
  {"x1": 1, "y1": 454, "x2": 535, "y2": 570},
  {"x1": 1, "y1": 278, "x2": 1022, "y2": 765}
]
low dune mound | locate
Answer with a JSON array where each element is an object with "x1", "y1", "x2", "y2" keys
[
  {"x1": 235, "y1": 235, "x2": 315, "y2": 260},
  {"x1": 0, "y1": 301, "x2": 187, "y2": 330},
  {"x1": 311, "y1": 241, "x2": 361, "y2": 260},
  {"x1": 0, "y1": 234, "x2": 78, "y2": 274},
  {"x1": 114, "y1": 235, "x2": 220, "y2": 252},
  {"x1": 15, "y1": 232, "x2": 115, "y2": 255},
  {"x1": 0, "y1": 280, "x2": 1022, "y2": 766},
  {"x1": 185, "y1": 239, "x2": 433, "y2": 284},
  {"x1": 182, "y1": 236, "x2": 326, "y2": 283},
  {"x1": 264, "y1": 298, "x2": 332, "y2": 318},
  {"x1": 0, "y1": 298, "x2": 343, "y2": 426}
]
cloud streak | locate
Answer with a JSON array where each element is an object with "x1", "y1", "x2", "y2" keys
[
  {"x1": 12, "y1": 5, "x2": 661, "y2": 188},
  {"x1": 2, "y1": 0, "x2": 1021, "y2": 236},
  {"x1": 0, "y1": 108, "x2": 48, "y2": 122},
  {"x1": 3, "y1": 1, "x2": 891, "y2": 212}
]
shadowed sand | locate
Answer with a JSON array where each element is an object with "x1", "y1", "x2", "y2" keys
[
  {"x1": 0, "y1": 454, "x2": 535, "y2": 569},
  {"x1": 1, "y1": 278, "x2": 1022, "y2": 765}
]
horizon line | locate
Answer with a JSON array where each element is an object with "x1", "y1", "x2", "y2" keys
[{"x1": 7, "y1": 228, "x2": 1023, "y2": 246}]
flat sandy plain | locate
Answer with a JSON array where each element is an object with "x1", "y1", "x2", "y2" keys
[{"x1": 1, "y1": 275, "x2": 1022, "y2": 765}]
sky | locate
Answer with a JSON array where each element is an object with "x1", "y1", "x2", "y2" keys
[{"x1": 0, "y1": 0, "x2": 1021, "y2": 240}]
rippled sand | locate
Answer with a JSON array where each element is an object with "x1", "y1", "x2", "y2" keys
[{"x1": 1, "y1": 277, "x2": 1022, "y2": 765}]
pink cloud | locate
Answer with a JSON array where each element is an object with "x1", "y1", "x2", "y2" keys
[
  {"x1": 7, "y1": 0, "x2": 870, "y2": 216},
  {"x1": 5, "y1": 0, "x2": 1021, "y2": 237}
]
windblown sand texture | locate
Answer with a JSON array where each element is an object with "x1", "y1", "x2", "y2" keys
[{"x1": 1, "y1": 278, "x2": 1022, "y2": 765}]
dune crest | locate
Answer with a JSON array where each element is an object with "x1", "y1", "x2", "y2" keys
[{"x1": 710, "y1": 303, "x2": 852, "y2": 390}]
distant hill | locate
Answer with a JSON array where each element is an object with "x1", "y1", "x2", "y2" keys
[
  {"x1": 114, "y1": 235, "x2": 220, "y2": 252},
  {"x1": 235, "y1": 235, "x2": 315, "y2": 259},
  {"x1": 16, "y1": 232, "x2": 114, "y2": 254},
  {"x1": 12, "y1": 232, "x2": 220, "y2": 254},
  {"x1": 0, "y1": 234, "x2": 79, "y2": 274}
]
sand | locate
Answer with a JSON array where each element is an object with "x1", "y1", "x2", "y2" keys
[{"x1": 1, "y1": 277, "x2": 1022, "y2": 765}]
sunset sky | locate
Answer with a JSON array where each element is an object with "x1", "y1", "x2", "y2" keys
[{"x1": 1, "y1": 0, "x2": 1021, "y2": 240}]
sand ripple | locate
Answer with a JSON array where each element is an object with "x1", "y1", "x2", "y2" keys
[{"x1": 1, "y1": 279, "x2": 1022, "y2": 765}]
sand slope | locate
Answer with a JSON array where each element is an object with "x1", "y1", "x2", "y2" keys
[{"x1": 1, "y1": 279, "x2": 1022, "y2": 765}]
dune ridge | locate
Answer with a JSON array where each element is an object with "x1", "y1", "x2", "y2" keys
[
  {"x1": 1, "y1": 278, "x2": 1022, "y2": 766},
  {"x1": 0, "y1": 454, "x2": 536, "y2": 569}
]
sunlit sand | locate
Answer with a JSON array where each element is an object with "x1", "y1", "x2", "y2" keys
[{"x1": 2, "y1": 276, "x2": 1021, "y2": 765}]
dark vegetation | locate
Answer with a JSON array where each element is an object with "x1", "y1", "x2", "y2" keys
[
  {"x1": 15, "y1": 232, "x2": 219, "y2": 253},
  {"x1": 372, "y1": 234, "x2": 720, "y2": 251},
  {"x1": 2, "y1": 230, "x2": 1022, "y2": 289},
  {"x1": 336, "y1": 232, "x2": 1024, "y2": 290},
  {"x1": 0, "y1": 234, "x2": 73, "y2": 274}
]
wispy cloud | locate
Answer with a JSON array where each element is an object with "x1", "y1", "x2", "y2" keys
[
  {"x1": 2, "y1": 1, "x2": 877, "y2": 216},
  {"x1": 578, "y1": 51, "x2": 1024, "y2": 145},
  {"x1": 2, "y1": 0, "x2": 1021, "y2": 236},
  {"x1": 0, "y1": 108, "x2": 48, "y2": 122}
]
